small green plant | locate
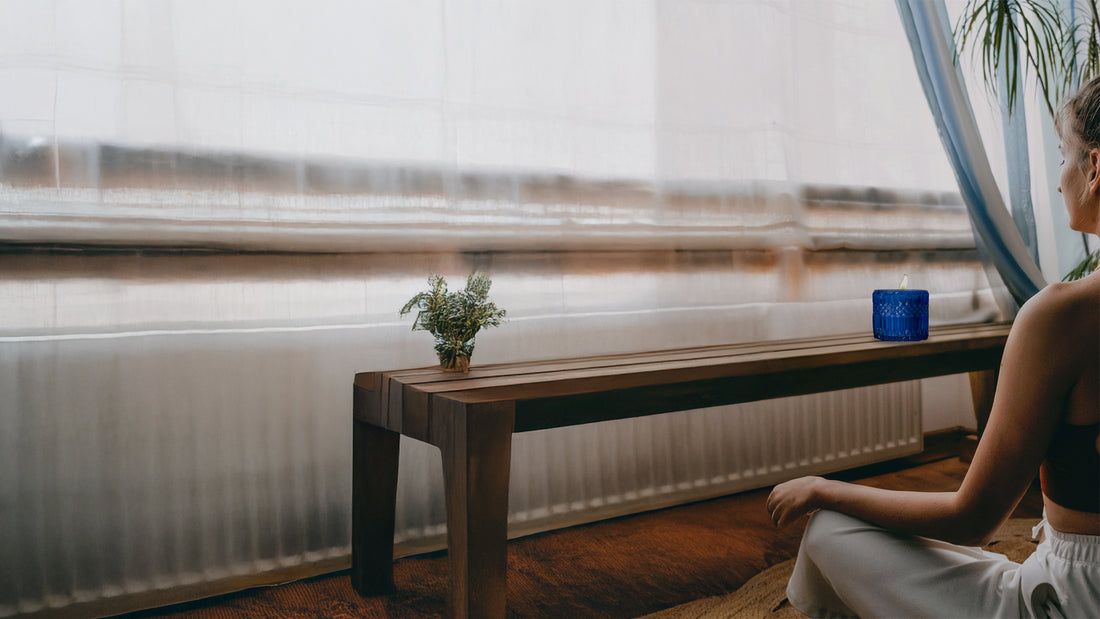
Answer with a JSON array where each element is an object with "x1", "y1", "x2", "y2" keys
[{"x1": 400, "y1": 272, "x2": 506, "y2": 371}]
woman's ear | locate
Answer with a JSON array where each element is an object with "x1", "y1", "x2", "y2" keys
[{"x1": 1089, "y1": 149, "x2": 1100, "y2": 197}]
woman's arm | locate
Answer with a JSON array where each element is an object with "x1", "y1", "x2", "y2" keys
[
  {"x1": 768, "y1": 477, "x2": 969, "y2": 540},
  {"x1": 767, "y1": 283, "x2": 1088, "y2": 545}
]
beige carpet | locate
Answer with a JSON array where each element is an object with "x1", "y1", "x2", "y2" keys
[{"x1": 643, "y1": 518, "x2": 1040, "y2": 619}]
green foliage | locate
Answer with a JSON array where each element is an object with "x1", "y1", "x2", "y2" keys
[
  {"x1": 954, "y1": 0, "x2": 1099, "y2": 281},
  {"x1": 955, "y1": 0, "x2": 1099, "y2": 118},
  {"x1": 1062, "y1": 240, "x2": 1100, "y2": 280},
  {"x1": 399, "y1": 272, "x2": 506, "y2": 367}
]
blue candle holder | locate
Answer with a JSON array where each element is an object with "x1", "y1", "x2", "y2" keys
[{"x1": 872, "y1": 289, "x2": 929, "y2": 341}]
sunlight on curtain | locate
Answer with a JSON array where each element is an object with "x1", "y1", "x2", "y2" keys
[
  {"x1": 0, "y1": 1, "x2": 1002, "y2": 616},
  {"x1": 0, "y1": 0, "x2": 966, "y2": 251}
]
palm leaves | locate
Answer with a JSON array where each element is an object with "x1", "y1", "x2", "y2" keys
[
  {"x1": 400, "y1": 273, "x2": 506, "y2": 370},
  {"x1": 1062, "y1": 235, "x2": 1100, "y2": 279},
  {"x1": 955, "y1": 0, "x2": 1099, "y2": 281},
  {"x1": 955, "y1": 0, "x2": 1099, "y2": 117}
]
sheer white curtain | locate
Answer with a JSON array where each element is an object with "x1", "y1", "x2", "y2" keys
[
  {"x1": 1, "y1": 0, "x2": 966, "y2": 252},
  {"x1": 0, "y1": 1, "x2": 1001, "y2": 616}
]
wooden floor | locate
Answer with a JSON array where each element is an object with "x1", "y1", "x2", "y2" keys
[{"x1": 124, "y1": 450, "x2": 1044, "y2": 619}]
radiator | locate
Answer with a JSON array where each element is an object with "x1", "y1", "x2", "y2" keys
[{"x1": 393, "y1": 381, "x2": 922, "y2": 552}]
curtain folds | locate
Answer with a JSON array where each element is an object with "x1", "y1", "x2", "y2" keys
[
  {"x1": 0, "y1": 0, "x2": 968, "y2": 254},
  {"x1": 895, "y1": 0, "x2": 1047, "y2": 309},
  {"x1": 998, "y1": 62, "x2": 1041, "y2": 266}
]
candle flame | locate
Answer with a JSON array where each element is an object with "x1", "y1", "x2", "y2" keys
[{"x1": 899, "y1": 273, "x2": 909, "y2": 290}]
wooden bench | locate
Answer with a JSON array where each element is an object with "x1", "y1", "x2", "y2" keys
[{"x1": 351, "y1": 321, "x2": 1011, "y2": 618}]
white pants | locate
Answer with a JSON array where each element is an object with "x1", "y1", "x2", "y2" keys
[{"x1": 787, "y1": 510, "x2": 1100, "y2": 618}]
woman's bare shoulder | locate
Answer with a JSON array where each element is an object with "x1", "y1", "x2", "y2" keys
[
  {"x1": 1013, "y1": 274, "x2": 1099, "y2": 357},
  {"x1": 1027, "y1": 274, "x2": 1099, "y2": 315}
]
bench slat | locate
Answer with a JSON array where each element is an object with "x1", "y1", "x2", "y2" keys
[
  {"x1": 353, "y1": 322, "x2": 1010, "y2": 433},
  {"x1": 356, "y1": 322, "x2": 1009, "y2": 392}
]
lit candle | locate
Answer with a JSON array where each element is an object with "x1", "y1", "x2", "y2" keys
[{"x1": 872, "y1": 274, "x2": 929, "y2": 341}]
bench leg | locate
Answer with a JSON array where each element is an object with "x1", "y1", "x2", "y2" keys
[
  {"x1": 351, "y1": 418, "x2": 400, "y2": 594},
  {"x1": 438, "y1": 401, "x2": 515, "y2": 619},
  {"x1": 961, "y1": 369, "x2": 998, "y2": 463}
]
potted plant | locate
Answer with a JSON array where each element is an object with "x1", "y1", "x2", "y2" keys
[
  {"x1": 955, "y1": 0, "x2": 1099, "y2": 280},
  {"x1": 400, "y1": 272, "x2": 506, "y2": 372}
]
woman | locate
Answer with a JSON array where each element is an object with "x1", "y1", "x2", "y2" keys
[{"x1": 767, "y1": 77, "x2": 1100, "y2": 618}]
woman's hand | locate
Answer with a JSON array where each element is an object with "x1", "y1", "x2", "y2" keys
[{"x1": 766, "y1": 476, "x2": 826, "y2": 527}]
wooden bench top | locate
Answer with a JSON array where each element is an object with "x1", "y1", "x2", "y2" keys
[{"x1": 355, "y1": 321, "x2": 1011, "y2": 437}]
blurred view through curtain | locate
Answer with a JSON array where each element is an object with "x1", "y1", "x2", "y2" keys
[
  {"x1": 0, "y1": 0, "x2": 975, "y2": 252},
  {"x1": 0, "y1": 1, "x2": 1001, "y2": 616}
]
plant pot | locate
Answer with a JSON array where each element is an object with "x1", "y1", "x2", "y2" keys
[
  {"x1": 439, "y1": 353, "x2": 471, "y2": 373},
  {"x1": 436, "y1": 338, "x2": 475, "y2": 373}
]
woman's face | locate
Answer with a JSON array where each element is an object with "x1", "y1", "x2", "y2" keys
[{"x1": 1058, "y1": 132, "x2": 1100, "y2": 234}]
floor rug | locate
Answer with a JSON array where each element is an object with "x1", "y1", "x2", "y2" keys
[{"x1": 642, "y1": 518, "x2": 1040, "y2": 618}]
